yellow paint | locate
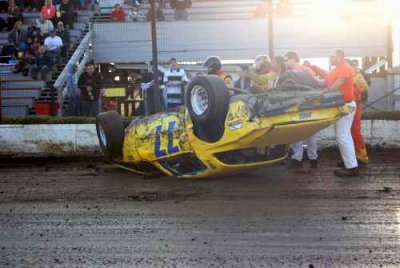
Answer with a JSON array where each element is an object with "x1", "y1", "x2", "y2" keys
[{"x1": 121, "y1": 100, "x2": 349, "y2": 179}]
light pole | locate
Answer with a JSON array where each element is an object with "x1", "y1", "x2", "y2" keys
[
  {"x1": 267, "y1": 0, "x2": 274, "y2": 60},
  {"x1": 150, "y1": 0, "x2": 162, "y2": 113}
]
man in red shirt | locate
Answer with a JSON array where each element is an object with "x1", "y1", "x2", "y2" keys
[
  {"x1": 40, "y1": 0, "x2": 56, "y2": 21},
  {"x1": 325, "y1": 49, "x2": 359, "y2": 177},
  {"x1": 110, "y1": 4, "x2": 126, "y2": 22},
  {"x1": 283, "y1": 51, "x2": 319, "y2": 171},
  {"x1": 285, "y1": 51, "x2": 315, "y2": 76}
]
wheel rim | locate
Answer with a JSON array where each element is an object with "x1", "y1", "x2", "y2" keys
[
  {"x1": 191, "y1": 85, "x2": 209, "y2": 116},
  {"x1": 99, "y1": 124, "x2": 107, "y2": 148}
]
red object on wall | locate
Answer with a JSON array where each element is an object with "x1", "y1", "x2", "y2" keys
[{"x1": 35, "y1": 102, "x2": 60, "y2": 116}]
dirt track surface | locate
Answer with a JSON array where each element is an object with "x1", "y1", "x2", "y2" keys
[{"x1": 0, "y1": 149, "x2": 400, "y2": 267}]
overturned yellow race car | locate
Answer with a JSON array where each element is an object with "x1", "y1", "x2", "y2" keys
[{"x1": 96, "y1": 75, "x2": 349, "y2": 179}]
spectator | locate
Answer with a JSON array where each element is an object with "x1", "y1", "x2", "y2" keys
[
  {"x1": 170, "y1": 0, "x2": 191, "y2": 20},
  {"x1": 36, "y1": 15, "x2": 54, "y2": 38},
  {"x1": 248, "y1": 54, "x2": 276, "y2": 93},
  {"x1": 162, "y1": 58, "x2": 189, "y2": 108},
  {"x1": 8, "y1": 20, "x2": 28, "y2": 53},
  {"x1": 110, "y1": 4, "x2": 126, "y2": 22},
  {"x1": 14, "y1": 36, "x2": 39, "y2": 75},
  {"x1": 203, "y1": 56, "x2": 233, "y2": 87},
  {"x1": 127, "y1": 2, "x2": 145, "y2": 22},
  {"x1": 29, "y1": 45, "x2": 54, "y2": 82},
  {"x1": 350, "y1": 59, "x2": 369, "y2": 165},
  {"x1": 285, "y1": 51, "x2": 315, "y2": 76},
  {"x1": 146, "y1": 1, "x2": 164, "y2": 21},
  {"x1": 44, "y1": 29, "x2": 63, "y2": 62},
  {"x1": 324, "y1": 49, "x2": 358, "y2": 177},
  {"x1": 0, "y1": 0, "x2": 8, "y2": 13},
  {"x1": 65, "y1": 63, "x2": 81, "y2": 116},
  {"x1": 59, "y1": 0, "x2": 75, "y2": 29},
  {"x1": 352, "y1": 59, "x2": 371, "y2": 88},
  {"x1": 78, "y1": 62, "x2": 103, "y2": 117},
  {"x1": 22, "y1": 0, "x2": 40, "y2": 12},
  {"x1": 56, "y1": 21, "x2": 70, "y2": 58},
  {"x1": 234, "y1": 65, "x2": 251, "y2": 89},
  {"x1": 7, "y1": 0, "x2": 23, "y2": 31},
  {"x1": 40, "y1": 0, "x2": 57, "y2": 21}
]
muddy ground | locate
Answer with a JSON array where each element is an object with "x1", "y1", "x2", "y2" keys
[{"x1": 0, "y1": 149, "x2": 399, "y2": 267}]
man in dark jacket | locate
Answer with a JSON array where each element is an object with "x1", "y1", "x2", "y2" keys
[
  {"x1": 78, "y1": 62, "x2": 103, "y2": 117},
  {"x1": 234, "y1": 65, "x2": 251, "y2": 89},
  {"x1": 29, "y1": 45, "x2": 53, "y2": 81},
  {"x1": 8, "y1": 20, "x2": 28, "y2": 53}
]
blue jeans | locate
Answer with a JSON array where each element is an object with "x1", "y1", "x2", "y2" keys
[
  {"x1": 81, "y1": 99, "x2": 99, "y2": 117},
  {"x1": 67, "y1": 94, "x2": 81, "y2": 116}
]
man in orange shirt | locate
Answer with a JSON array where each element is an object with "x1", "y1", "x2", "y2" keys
[{"x1": 325, "y1": 49, "x2": 359, "y2": 177}]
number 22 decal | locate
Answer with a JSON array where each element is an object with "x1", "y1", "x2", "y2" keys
[{"x1": 154, "y1": 121, "x2": 180, "y2": 157}]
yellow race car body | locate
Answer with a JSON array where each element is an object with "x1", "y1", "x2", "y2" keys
[{"x1": 120, "y1": 89, "x2": 349, "y2": 178}]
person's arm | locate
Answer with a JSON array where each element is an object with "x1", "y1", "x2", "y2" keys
[
  {"x1": 328, "y1": 77, "x2": 346, "y2": 91},
  {"x1": 7, "y1": 32, "x2": 15, "y2": 46}
]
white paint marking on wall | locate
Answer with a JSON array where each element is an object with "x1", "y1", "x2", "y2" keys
[{"x1": 0, "y1": 120, "x2": 398, "y2": 157}]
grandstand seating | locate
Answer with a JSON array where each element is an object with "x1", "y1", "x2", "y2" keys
[{"x1": 0, "y1": 9, "x2": 94, "y2": 117}]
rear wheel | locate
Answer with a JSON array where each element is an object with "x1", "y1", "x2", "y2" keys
[
  {"x1": 96, "y1": 111, "x2": 124, "y2": 160},
  {"x1": 186, "y1": 75, "x2": 230, "y2": 143}
]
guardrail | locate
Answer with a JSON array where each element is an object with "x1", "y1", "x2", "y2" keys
[{"x1": 53, "y1": 30, "x2": 94, "y2": 116}]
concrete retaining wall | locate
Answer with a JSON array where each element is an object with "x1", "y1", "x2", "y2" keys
[{"x1": 0, "y1": 120, "x2": 399, "y2": 157}]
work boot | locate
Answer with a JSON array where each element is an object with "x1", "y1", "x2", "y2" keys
[
  {"x1": 309, "y1": 159, "x2": 318, "y2": 169},
  {"x1": 334, "y1": 167, "x2": 359, "y2": 177},
  {"x1": 287, "y1": 159, "x2": 302, "y2": 170}
]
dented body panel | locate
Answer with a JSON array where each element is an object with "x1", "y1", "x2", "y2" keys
[{"x1": 121, "y1": 90, "x2": 350, "y2": 179}]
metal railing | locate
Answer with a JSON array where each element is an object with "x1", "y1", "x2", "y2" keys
[{"x1": 53, "y1": 30, "x2": 94, "y2": 116}]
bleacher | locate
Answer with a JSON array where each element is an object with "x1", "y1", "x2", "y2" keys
[{"x1": 0, "y1": 9, "x2": 94, "y2": 117}]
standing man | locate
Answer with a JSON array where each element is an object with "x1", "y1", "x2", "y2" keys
[
  {"x1": 234, "y1": 65, "x2": 251, "y2": 89},
  {"x1": 203, "y1": 56, "x2": 233, "y2": 87},
  {"x1": 162, "y1": 58, "x2": 189, "y2": 108},
  {"x1": 325, "y1": 49, "x2": 359, "y2": 177},
  {"x1": 78, "y1": 62, "x2": 103, "y2": 117},
  {"x1": 271, "y1": 56, "x2": 319, "y2": 171},
  {"x1": 284, "y1": 51, "x2": 319, "y2": 170},
  {"x1": 351, "y1": 60, "x2": 369, "y2": 165},
  {"x1": 285, "y1": 51, "x2": 315, "y2": 76}
]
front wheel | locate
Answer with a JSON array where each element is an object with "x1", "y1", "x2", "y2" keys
[{"x1": 96, "y1": 111, "x2": 124, "y2": 160}]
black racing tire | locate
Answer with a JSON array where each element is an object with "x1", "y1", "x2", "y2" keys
[
  {"x1": 186, "y1": 75, "x2": 230, "y2": 143},
  {"x1": 96, "y1": 111, "x2": 124, "y2": 160}
]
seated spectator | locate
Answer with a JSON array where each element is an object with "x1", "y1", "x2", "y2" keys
[
  {"x1": 170, "y1": 0, "x2": 191, "y2": 20},
  {"x1": 127, "y1": 2, "x2": 145, "y2": 22},
  {"x1": 7, "y1": 0, "x2": 23, "y2": 31},
  {"x1": 0, "y1": 17, "x2": 6, "y2": 31},
  {"x1": 44, "y1": 29, "x2": 63, "y2": 62},
  {"x1": 0, "y1": 0, "x2": 8, "y2": 13},
  {"x1": 122, "y1": 0, "x2": 132, "y2": 9},
  {"x1": 22, "y1": 0, "x2": 40, "y2": 12},
  {"x1": 59, "y1": 0, "x2": 75, "y2": 29},
  {"x1": 110, "y1": 4, "x2": 125, "y2": 22},
  {"x1": 146, "y1": 1, "x2": 164, "y2": 22},
  {"x1": 29, "y1": 45, "x2": 54, "y2": 82},
  {"x1": 36, "y1": 15, "x2": 54, "y2": 38},
  {"x1": 14, "y1": 36, "x2": 40, "y2": 75},
  {"x1": 56, "y1": 21, "x2": 70, "y2": 58},
  {"x1": 40, "y1": 0, "x2": 57, "y2": 22},
  {"x1": 8, "y1": 20, "x2": 28, "y2": 53}
]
